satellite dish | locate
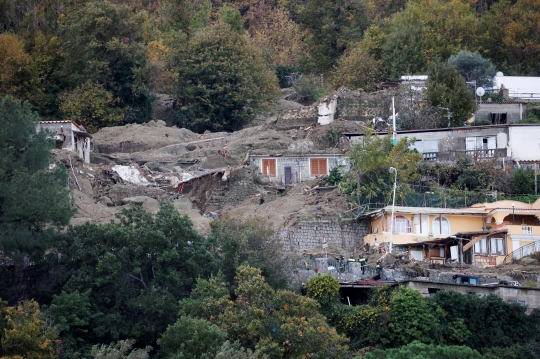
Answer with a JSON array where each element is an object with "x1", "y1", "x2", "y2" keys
[
  {"x1": 496, "y1": 71, "x2": 504, "y2": 77},
  {"x1": 476, "y1": 87, "x2": 485, "y2": 97}
]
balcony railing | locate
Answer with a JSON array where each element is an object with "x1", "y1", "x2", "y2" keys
[
  {"x1": 523, "y1": 226, "x2": 533, "y2": 234},
  {"x1": 424, "y1": 148, "x2": 507, "y2": 162}
]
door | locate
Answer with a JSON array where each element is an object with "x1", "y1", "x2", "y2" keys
[{"x1": 284, "y1": 166, "x2": 292, "y2": 184}]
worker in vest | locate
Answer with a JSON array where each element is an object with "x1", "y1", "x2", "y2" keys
[
  {"x1": 358, "y1": 254, "x2": 367, "y2": 275},
  {"x1": 375, "y1": 260, "x2": 383, "y2": 275},
  {"x1": 347, "y1": 253, "x2": 356, "y2": 272},
  {"x1": 338, "y1": 255, "x2": 345, "y2": 273}
]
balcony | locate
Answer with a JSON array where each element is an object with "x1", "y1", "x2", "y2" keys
[{"x1": 425, "y1": 148, "x2": 507, "y2": 162}]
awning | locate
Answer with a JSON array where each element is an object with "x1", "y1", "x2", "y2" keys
[{"x1": 73, "y1": 130, "x2": 92, "y2": 139}]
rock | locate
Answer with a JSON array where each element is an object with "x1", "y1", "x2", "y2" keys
[
  {"x1": 173, "y1": 197, "x2": 194, "y2": 211},
  {"x1": 254, "y1": 175, "x2": 270, "y2": 185},
  {"x1": 520, "y1": 257, "x2": 538, "y2": 265},
  {"x1": 122, "y1": 196, "x2": 152, "y2": 206},
  {"x1": 141, "y1": 197, "x2": 160, "y2": 213},
  {"x1": 98, "y1": 196, "x2": 114, "y2": 207},
  {"x1": 144, "y1": 161, "x2": 163, "y2": 172}
]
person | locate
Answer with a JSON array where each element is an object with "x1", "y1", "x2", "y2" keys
[
  {"x1": 347, "y1": 253, "x2": 356, "y2": 272},
  {"x1": 375, "y1": 260, "x2": 383, "y2": 275},
  {"x1": 358, "y1": 254, "x2": 367, "y2": 275},
  {"x1": 338, "y1": 255, "x2": 345, "y2": 273}
]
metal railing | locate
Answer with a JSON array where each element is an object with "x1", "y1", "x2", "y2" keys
[{"x1": 503, "y1": 240, "x2": 540, "y2": 264}]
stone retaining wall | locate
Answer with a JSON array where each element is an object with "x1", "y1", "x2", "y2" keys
[{"x1": 280, "y1": 219, "x2": 368, "y2": 251}]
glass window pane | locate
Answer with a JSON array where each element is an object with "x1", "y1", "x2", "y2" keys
[
  {"x1": 481, "y1": 238, "x2": 487, "y2": 253},
  {"x1": 474, "y1": 242, "x2": 480, "y2": 253}
]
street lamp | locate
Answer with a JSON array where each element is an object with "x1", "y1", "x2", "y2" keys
[
  {"x1": 389, "y1": 167, "x2": 398, "y2": 254},
  {"x1": 512, "y1": 203, "x2": 515, "y2": 224}
]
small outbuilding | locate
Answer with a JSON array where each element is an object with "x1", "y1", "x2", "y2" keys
[{"x1": 37, "y1": 120, "x2": 92, "y2": 163}]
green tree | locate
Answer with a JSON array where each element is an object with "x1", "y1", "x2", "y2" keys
[
  {"x1": 59, "y1": 81, "x2": 124, "y2": 133},
  {"x1": 430, "y1": 291, "x2": 536, "y2": 350},
  {"x1": 158, "y1": 316, "x2": 227, "y2": 359},
  {"x1": 0, "y1": 96, "x2": 73, "y2": 260},
  {"x1": 55, "y1": 203, "x2": 217, "y2": 351},
  {"x1": 183, "y1": 266, "x2": 349, "y2": 358},
  {"x1": 365, "y1": 341, "x2": 485, "y2": 359},
  {"x1": 90, "y1": 340, "x2": 151, "y2": 359},
  {"x1": 60, "y1": 1, "x2": 153, "y2": 126},
  {"x1": 343, "y1": 128, "x2": 422, "y2": 204},
  {"x1": 333, "y1": 44, "x2": 382, "y2": 91},
  {"x1": 448, "y1": 50, "x2": 497, "y2": 88},
  {"x1": 0, "y1": 33, "x2": 29, "y2": 98},
  {"x1": 170, "y1": 22, "x2": 279, "y2": 132},
  {"x1": 0, "y1": 300, "x2": 60, "y2": 359},
  {"x1": 381, "y1": 0, "x2": 477, "y2": 78},
  {"x1": 209, "y1": 218, "x2": 293, "y2": 289},
  {"x1": 213, "y1": 341, "x2": 260, "y2": 359},
  {"x1": 384, "y1": 288, "x2": 441, "y2": 346},
  {"x1": 511, "y1": 168, "x2": 535, "y2": 195},
  {"x1": 425, "y1": 61, "x2": 476, "y2": 127},
  {"x1": 298, "y1": 0, "x2": 369, "y2": 74}
]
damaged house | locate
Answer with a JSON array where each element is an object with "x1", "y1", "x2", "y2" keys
[
  {"x1": 38, "y1": 120, "x2": 92, "y2": 163},
  {"x1": 360, "y1": 199, "x2": 540, "y2": 267},
  {"x1": 250, "y1": 152, "x2": 350, "y2": 185}
]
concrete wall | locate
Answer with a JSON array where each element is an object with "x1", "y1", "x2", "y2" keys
[
  {"x1": 250, "y1": 155, "x2": 350, "y2": 184},
  {"x1": 476, "y1": 103, "x2": 524, "y2": 123},
  {"x1": 280, "y1": 219, "x2": 368, "y2": 251},
  {"x1": 509, "y1": 126, "x2": 540, "y2": 162},
  {"x1": 403, "y1": 280, "x2": 540, "y2": 311}
]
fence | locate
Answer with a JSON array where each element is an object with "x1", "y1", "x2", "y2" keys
[{"x1": 503, "y1": 240, "x2": 540, "y2": 263}]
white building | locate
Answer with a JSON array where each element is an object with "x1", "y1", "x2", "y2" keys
[{"x1": 37, "y1": 121, "x2": 92, "y2": 163}]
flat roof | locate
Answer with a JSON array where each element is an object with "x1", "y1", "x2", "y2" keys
[
  {"x1": 343, "y1": 123, "x2": 540, "y2": 137},
  {"x1": 360, "y1": 206, "x2": 487, "y2": 219}
]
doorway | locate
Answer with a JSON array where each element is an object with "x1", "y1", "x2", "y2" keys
[{"x1": 284, "y1": 166, "x2": 293, "y2": 185}]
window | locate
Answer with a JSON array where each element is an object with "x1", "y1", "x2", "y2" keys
[
  {"x1": 432, "y1": 217, "x2": 450, "y2": 235},
  {"x1": 310, "y1": 158, "x2": 328, "y2": 176},
  {"x1": 261, "y1": 158, "x2": 277, "y2": 177},
  {"x1": 474, "y1": 238, "x2": 488, "y2": 254},
  {"x1": 428, "y1": 288, "x2": 441, "y2": 297},
  {"x1": 475, "y1": 237, "x2": 505, "y2": 255},
  {"x1": 392, "y1": 216, "x2": 412, "y2": 233},
  {"x1": 490, "y1": 237, "x2": 505, "y2": 255},
  {"x1": 508, "y1": 300, "x2": 526, "y2": 306}
]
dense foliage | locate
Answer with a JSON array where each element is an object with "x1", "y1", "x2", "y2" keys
[
  {"x1": 1, "y1": 0, "x2": 540, "y2": 133},
  {"x1": 0, "y1": 96, "x2": 73, "y2": 261}
]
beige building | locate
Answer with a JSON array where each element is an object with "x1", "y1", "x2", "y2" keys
[{"x1": 360, "y1": 199, "x2": 540, "y2": 266}]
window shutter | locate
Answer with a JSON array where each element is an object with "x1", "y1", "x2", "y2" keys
[
  {"x1": 262, "y1": 159, "x2": 276, "y2": 176},
  {"x1": 310, "y1": 158, "x2": 327, "y2": 176}
]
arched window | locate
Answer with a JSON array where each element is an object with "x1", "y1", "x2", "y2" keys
[
  {"x1": 433, "y1": 216, "x2": 450, "y2": 235},
  {"x1": 392, "y1": 216, "x2": 412, "y2": 233}
]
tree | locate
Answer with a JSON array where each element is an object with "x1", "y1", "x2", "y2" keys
[
  {"x1": 170, "y1": 22, "x2": 279, "y2": 132},
  {"x1": 486, "y1": 0, "x2": 540, "y2": 75},
  {"x1": 384, "y1": 288, "x2": 441, "y2": 347},
  {"x1": 209, "y1": 217, "x2": 293, "y2": 289},
  {"x1": 0, "y1": 96, "x2": 73, "y2": 260},
  {"x1": 181, "y1": 266, "x2": 349, "y2": 358},
  {"x1": 333, "y1": 44, "x2": 382, "y2": 91},
  {"x1": 365, "y1": 341, "x2": 485, "y2": 359},
  {"x1": 54, "y1": 203, "x2": 217, "y2": 351},
  {"x1": 157, "y1": 316, "x2": 227, "y2": 359},
  {"x1": 430, "y1": 291, "x2": 537, "y2": 350},
  {"x1": 90, "y1": 340, "x2": 151, "y2": 359},
  {"x1": 425, "y1": 61, "x2": 476, "y2": 127},
  {"x1": 381, "y1": 0, "x2": 477, "y2": 78},
  {"x1": 511, "y1": 168, "x2": 535, "y2": 195},
  {"x1": 0, "y1": 300, "x2": 60, "y2": 359},
  {"x1": 298, "y1": 0, "x2": 369, "y2": 74},
  {"x1": 244, "y1": 4, "x2": 304, "y2": 68},
  {"x1": 448, "y1": 50, "x2": 497, "y2": 88},
  {"x1": 59, "y1": 81, "x2": 124, "y2": 133},
  {"x1": 342, "y1": 128, "x2": 422, "y2": 204},
  {"x1": 0, "y1": 33, "x2": 29, "y2": 97},
  {"x1": 60, "y1": 1, "x2": 153, "y2": 126}
]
